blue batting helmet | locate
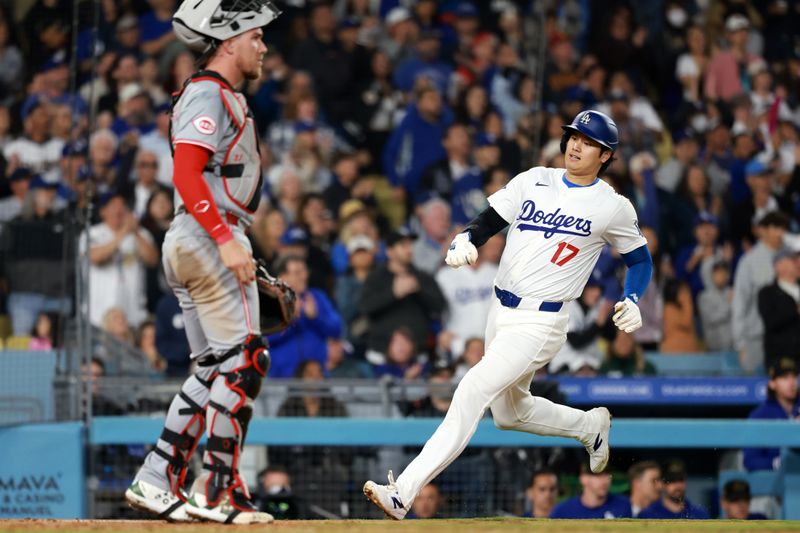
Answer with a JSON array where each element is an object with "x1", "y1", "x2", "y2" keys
[{"x1": 560, "y1": 110, "x2": 619, "y2": 153}]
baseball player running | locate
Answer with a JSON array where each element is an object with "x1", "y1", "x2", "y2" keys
[
  {"x1": 364, "y1": 110, "x2": 653, "y2": 519},
  {"x1": 125, "y1": 0, "x2": 281, "y2": 524}
]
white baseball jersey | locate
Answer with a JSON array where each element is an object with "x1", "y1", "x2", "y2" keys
[{"x1": 488, "y1": 167, "x2": 646, "y2": 302}]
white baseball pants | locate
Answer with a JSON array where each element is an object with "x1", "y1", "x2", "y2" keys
[{"x1": 395, "y1": 297, "x2": 595, "y2": 504}]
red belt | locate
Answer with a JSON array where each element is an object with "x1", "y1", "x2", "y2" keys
[{"x1": 225, "y1": 212, "x2": 240, "y2": 225}]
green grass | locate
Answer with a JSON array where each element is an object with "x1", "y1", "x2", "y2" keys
[{"x1": 0, "y1": 519, "x2": 799, "y2": 533}]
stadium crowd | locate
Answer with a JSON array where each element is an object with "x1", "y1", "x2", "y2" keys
[{"x1": 1, "y1": 0, "x2": 800, "y2": 519}]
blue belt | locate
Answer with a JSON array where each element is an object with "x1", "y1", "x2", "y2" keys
[{"x1": 494, "y1": 286, "x2": 563, "y2": 312}]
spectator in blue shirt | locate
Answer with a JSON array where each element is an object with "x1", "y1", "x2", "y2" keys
[
  {"x1": 743, "y1": 357, "x2": 800, "y2": 471},
  {"x1": 550, "y1": 462, "x2": 632, "y2": 519},
  {"x1": 638, "y1": 460, "x2": 709, "y2": 519},
  {"x1": 267, "y1": 255, "x2": 343, "y2": 378},
  {"x1": 720, "y1": 480, "x2": 767, "y2": 520},
  {"x1": 139, "y1": 0, "x2": 178, "y2": 58},
  {"x1": 382, "y1": 85, "x2": 452, "y2": 211},
  {"x1": 628, "y1": 461, "x2": 662, "y2": 517}
]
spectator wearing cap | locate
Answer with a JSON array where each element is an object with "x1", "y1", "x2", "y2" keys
[
  {"x1": 81, "y1": 193, "x2": 158, "y2": 328},
  {"x1": 675, "y1": 212, "x2": 729, "y2": 296},
  {"x1": 112, "y1": 83, "x2": 155, "y2": 139},
  {"x1": 378, "y1": 6, "x2": 418, "y2": 64},
  {"x1": 383, "y1": 84, "x2": 452, "y2": 215},
  {"x1": 720, "y1": 480, "x2": 767, "y2": 520},
  {"x1": 656, "y1": 128, "x2": 700, "y2": 193},
  {"x1": 743, "y1": 357, "x2": 800, "y2": 471},
  {"x1": 550, "y1": 276, "x2": 614, "y2": 376},
  {"x1": 266, "y1": 94, "x2": 326, "y2": 164},
  {"x1": 698, "y1": 260, "x2": 734, "y2": 352},
  {"x1": 758, "y1": 250, "x2": 800, "y2": 367},
  {"x1": 138, "y1": 0, "x2": 178, "y2": 58},
  {"x1": 394, "y1": 28, "x2": 452, "y2": 94},
  {"x1": 330, "y1": 200, "x2": 385, "y2": 276},
  {"x1": 413, "y1": 198, "x2": 453, "y2": 274},
  {"x1": 4, "y1": 95, "x2": 62, "y2": 182},
  {"x1": 267, "y1": 255, "x2": 343, "y2": 379},
  {"x1": 448, "y1": 2, "x2": 481, "y2": 67},
  {"x1": 335, "y1": 234, "x2": 376, "y2": 352},
  {"x1": 360, "y1": 227, "x2": 446, "y2": 364},
  {"x1": 435, "y1": 234, "x2": 502, "y2": 360},
  {"x1": 639, "y1": 461, "x2": 709, "y2": 519},
  {"x1": 139, "y1": 102, "x2": 174, "y2": 186},
  {"x1": 2, "y1": 177, "x2": 71, "y2": 335},
  {"x1": 290, "y1": 3, "x2": 355, "y2": 126},
  {"x1": 0, "y1": 168, "x2": 33, "y2": 222},
  {"x1": 550, "y1": 460, "x2": 632, "y2": 518},
  {"x1": 113, "y1": 13, "x2": 141, "y2": 57},
  {"x1": 731, "y1": 159, "x2": 782, "y2": 246},
  {"x1": 733, "y1": 211, "x2": 791, "y2": 373},
  {"x1": 704, "y1": 14, "x2": 763, "y2": 102}
]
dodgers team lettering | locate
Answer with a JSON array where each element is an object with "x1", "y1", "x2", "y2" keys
[{"x1": 516, "y1": 199, "x2": 593, "y2": 239}]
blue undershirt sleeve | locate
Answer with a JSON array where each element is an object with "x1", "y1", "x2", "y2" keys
[{"x1": 620, "y1": 244, "x2": 653, "y2": 304}]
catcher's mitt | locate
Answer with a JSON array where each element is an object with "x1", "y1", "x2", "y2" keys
[{"x1": 256, "y1": 259, "x2": 297, "y2": 334}]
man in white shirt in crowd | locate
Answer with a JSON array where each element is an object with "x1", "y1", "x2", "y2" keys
[
  {"x1": 435, "y1": 234, "x2": 503, "y2": 358},
  {"x1": 3, "y1": 96, "x2": 63, "y2": 183},
  {"x1": 81, "y1": 192, "x2": 158, "y2": 327}
]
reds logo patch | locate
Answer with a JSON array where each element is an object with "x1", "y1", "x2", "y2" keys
[{"x1": 192, "y1": 116, "x2": 217, "y2": 135}]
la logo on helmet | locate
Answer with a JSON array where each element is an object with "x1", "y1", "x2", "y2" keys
[{"x1": 580, "y1": 113, "x2": 591, "y2": 125}]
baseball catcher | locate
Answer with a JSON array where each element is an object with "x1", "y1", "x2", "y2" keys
[{"x1": 125, "y1": 0, "x2": 286, "y2": 524}]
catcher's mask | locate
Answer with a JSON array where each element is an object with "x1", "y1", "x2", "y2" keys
[{"x1": 173, "y1": 0, "x2": 281, "y2": 55}]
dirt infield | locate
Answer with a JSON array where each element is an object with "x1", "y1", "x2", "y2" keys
[{"x1": 1, "y1": 519, "x2": 800, "y2": 533}]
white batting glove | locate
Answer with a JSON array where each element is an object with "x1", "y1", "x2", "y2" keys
[
  {"x1": 612, "y1": 298, "x2": 642, "y2": 333},
  {"x1": 445, "y1": 232, "x2": 478, "y2": 268}
]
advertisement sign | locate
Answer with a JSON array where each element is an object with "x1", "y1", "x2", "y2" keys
[{"x1": 0, "y1": 422, "x2": 85, "y2": 518}]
